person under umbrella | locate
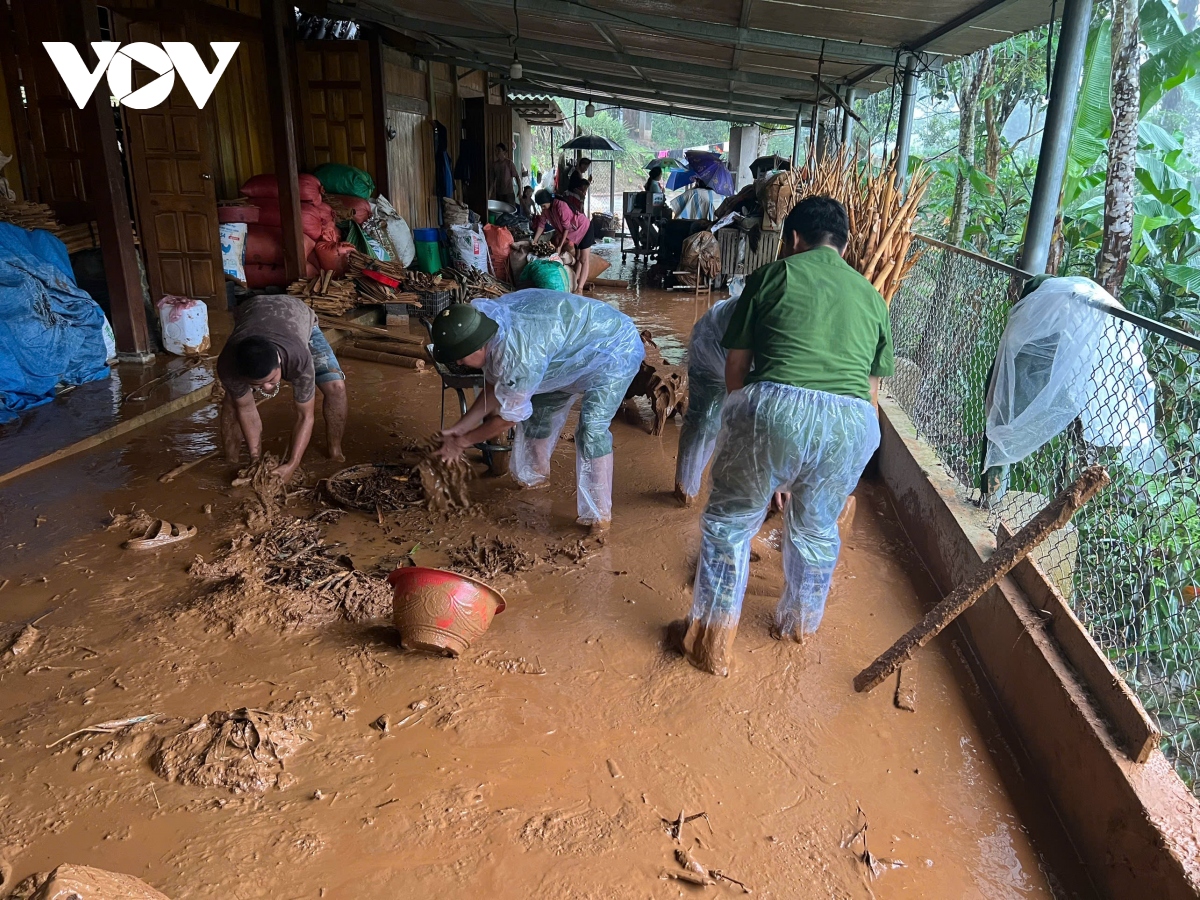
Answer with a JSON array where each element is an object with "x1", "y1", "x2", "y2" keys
[{"x1": 430, "y1": 290, "x2": 645, "y2": 532}]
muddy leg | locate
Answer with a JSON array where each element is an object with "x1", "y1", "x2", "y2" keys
[
  {"x1": 683, "y1": 393, "x2": 774, "y2": 676},
  {"x1": 318, "y1": 378, "x2": 347, "y2": 461},
  {"x1": 220, "y1": 394, "x2": 245, "y2": 464},
  {"x1": 674, "y1": 375, "x2": 725, "y2": 507}
]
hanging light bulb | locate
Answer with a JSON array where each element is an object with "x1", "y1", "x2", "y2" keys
[
  {"x1": 585, "y1": 101, "x2": 595, "y2": 117},
  {"x1": 510, "y1": 52, "x2": 522, "y2": 80}
]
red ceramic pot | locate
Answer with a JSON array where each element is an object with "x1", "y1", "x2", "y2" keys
[{"x1": 388, "y1": 566, "x2": 506, "y2": 657}]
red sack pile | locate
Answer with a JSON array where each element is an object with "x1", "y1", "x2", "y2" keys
[
  {"x1": 314, "y1": 240, "x2": 355, "y2": 276},
  {"x1": 240, "y1": 173, "x2": 324, "y2": 203},
  {"x1": 326, "y1": 193, "x2": 371, "y2": 224}
]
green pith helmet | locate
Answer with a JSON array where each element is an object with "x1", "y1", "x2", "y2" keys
[
  {"x1": 1020, "y1": 273, "x2": 1054, "y2": 299},
  {"x1": 431, "y1": 303, "x2": 498, "y2": 363}
]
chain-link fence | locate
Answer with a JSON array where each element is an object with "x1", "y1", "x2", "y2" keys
[{"x1": 886, "y1": 235, "x2": 1200, "y2": 795}]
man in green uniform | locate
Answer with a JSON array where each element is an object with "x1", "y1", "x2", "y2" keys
[{"x1": 680, "y1": 196, "x2": 894, "y2": 676}]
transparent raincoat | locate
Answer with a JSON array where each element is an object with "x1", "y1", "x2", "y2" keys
[
  {"x1": 473, "y1": 289, "x2": 643, "y2": 524},
  {"x1": 687, "y1": 382, "x2": 879, "y2": 673},
  {"x1": 675, "y1": 297, "x2": 738, "y2": 500}
]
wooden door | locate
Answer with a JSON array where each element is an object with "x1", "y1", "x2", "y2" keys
[
  {"x1": 384, "y1": 105, "x2": 434, "y2": 228},
  {"x1": 297, "y1": 41, "x2": 377, "y2": 177},
  {"x1": 120, "y1": 17, "x2": 223, "y2": 302},
  {"x1": 6, "y1": 0, "x2": 94, "y2": 223}
]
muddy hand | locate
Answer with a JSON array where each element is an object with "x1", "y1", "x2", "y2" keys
[
  {"x1": 436, "y1": 436, "x2": 467, "y2": 464},
  {"x1": 771, "y1": 490, "x2": 791, "y2": 513}
]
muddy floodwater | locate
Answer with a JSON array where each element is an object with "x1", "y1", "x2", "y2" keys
[{"x1": 0, "y1": 280, "x2": 1086, "y2": 897}]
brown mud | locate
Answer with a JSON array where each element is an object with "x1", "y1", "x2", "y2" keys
[{"x1": 0, "y1": 279, "x2": 1090, "y2": 898}]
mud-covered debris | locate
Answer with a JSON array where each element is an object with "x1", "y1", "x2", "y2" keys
[
  {"x1": 106, "y1": 505, "x2": 155, "y2": 534},
  {"x1": 675, "y1": 848, "x2": 705, "y2": 876},
  {"x1": 446, "y1": 535, "x2": 535, "y2": 581},
  {"x1": 660, "y1": 868, "x2": 712, "y2": 886},
  {"x1": 48, "y1": 714, "x2": 160, "y2": 749},
  {"x1": 152, "y1": 705, "x2": 314, "y2": 794},
  {"x1": 232, "y1": 454, "x2": 292, "y2": 529},
  {"x1": 607, "y1": 758, "x2": 623, "y2": 779},
  {"x1": 5, "y1": 624, "x2": 39, "y2": 656},
  {"x1": 186, "y1": 511, "x2": 391, "y2": 633},
  {"x1": 6, "y1": 863, "x2": 171, "y2": 900},
  {"x1": 415, "y1": 434, "x2": 472, "y2": 513},
  {"x1": 373, "y1": 714, "x2": 390, "y2": 733}
]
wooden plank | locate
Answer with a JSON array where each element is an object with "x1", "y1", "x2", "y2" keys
[
  {"x1": 0, "y1": 384, "x2": 214, "y2": 486},
  {"x1": 998, "y1": 521, "x2": 1161, "y2": 764},
  {"x1": 62, "y1": 0, "x2": 150, "y2": 355},
  {"x1": 367, "y1": 32, "x2": 391, "y2": 199},
  {"x1": 262, "y1": 0, "x2": 305, "y2": 282}
]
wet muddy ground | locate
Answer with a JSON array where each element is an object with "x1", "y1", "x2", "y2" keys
[{"x1": 0, "y1": 273, "x2": 1085, "y2": 897}]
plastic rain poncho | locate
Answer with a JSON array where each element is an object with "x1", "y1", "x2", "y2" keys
[
  {"x1": 686, "y1": 383, "x2": 879, "y2": 674},
  {"x1": 675, "y1": 297, "x2": 738, "y2": 500},
  {"x1": 984, "y1": 276, "x2": 1160, "y2": 471},
  {"x1": 473, "y1": 289, "x2": 644, "y2": 524}
]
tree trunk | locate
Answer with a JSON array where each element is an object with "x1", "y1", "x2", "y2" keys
[
  {"x1": 947, "y1": 48, "x2": 991, "y2": 246},
  {"x1": 983, "y1": 95, "x2": 1002, "y2": 187},
  {"x1": 1097, "y1": 0, "x2": 1140, "y2": 298}
]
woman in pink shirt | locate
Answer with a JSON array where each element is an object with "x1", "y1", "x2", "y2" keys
[{"x1": 531, "y1": 189, "x2": 597, "y2": 292}]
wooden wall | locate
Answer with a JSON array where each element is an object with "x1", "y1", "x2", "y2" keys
[
  {"x1": 209, "y1": 36, "x2": 274, "y2": 198},
  {"x1": 0, "y1": 44, "x2": 23, "y2": 202}
]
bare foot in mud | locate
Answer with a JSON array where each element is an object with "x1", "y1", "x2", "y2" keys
[
  {"x1": 770, "y1": 623, "x2": 808, "y2": 644},
  {"x1": 586, "y1": 520, "x2": 610, "y2": 537},
  {"x1": 673, "y1": 483, "x2": 695, "y2": 508},
  {"x1": 328, "y1": 447, "x2": 345, "y2": 462}
]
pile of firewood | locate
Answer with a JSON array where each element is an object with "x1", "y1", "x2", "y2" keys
[
  {"x1": 446, "y1": 267, "x2": 508, "y2": 301},
  {"x1": 56, "y1": 222, "x2": 101, "y2": 254},
  {"x1": 0, "y1": 200, "x2": 60, "y2": 232},
  {"x1": 767, "y1": 150, "x2": 931, "y2": 303},
  {"x1": 288, "y1": 271, "x2": 358, "y2": 315}
]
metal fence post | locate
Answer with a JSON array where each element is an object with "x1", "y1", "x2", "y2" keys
[
  {"x1": 1019, "y1": 0, "x2": 1095, "y2": 275},
  {"x1": 894, "y1": 56, "x2": 918, "y2": 191}
]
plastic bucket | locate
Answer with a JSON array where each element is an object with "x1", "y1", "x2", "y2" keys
[
  {"x1": 414, "y1": 241, "x2": 442, "y2": 274},
  {"x1": 388, "y1": 566, "x2": 506, "y2": 657},
  {"x1": 413, "y1": 227, "x2": 440, "y2": 242}
]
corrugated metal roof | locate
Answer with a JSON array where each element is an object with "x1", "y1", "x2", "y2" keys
[{"x1": 329, "y1": 0, "x2": 1056, "y2": 123}]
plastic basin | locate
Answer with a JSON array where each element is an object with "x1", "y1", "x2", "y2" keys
[{"x1": 388, "y1": 566, "x2": 505, "y2": 657}]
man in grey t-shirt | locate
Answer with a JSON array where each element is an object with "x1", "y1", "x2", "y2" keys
[{"x1": 216, "y1": 294, "x2": 347, "y2": 482}]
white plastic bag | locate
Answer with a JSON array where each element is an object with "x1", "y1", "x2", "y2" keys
[
  {"x1": 372, "y1": 196, "x2": 416, "y2": 267},
  {"x1": 155, "y1": 295, "x2": 210, "y2": 356},
  {"x1": 101, "y1": 317, "x2": 117, "y2": 362},
  {"x1": 219, "y1": 223, "x2": 247, "y2": 283},
  {"x1": 984, "y1": 277, "x2": 1115, "y2": 468},
  {"x1": 449, "y1": 223, "x2": 490, "y2": 274}
]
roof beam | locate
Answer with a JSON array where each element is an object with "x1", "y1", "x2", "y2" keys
[
  {"x1": 423, "y1": 46, "x2": 798, "y2": 116},
  {"x1": 522, "y1": 82, "x2": 795, "y2": 125},
  {"x1": 466, "y1": 0, "x2": 908, "y2": 66},
  {"x1": 334, "y1": 4, "x2": 829, "y2": 99},
  {"x1": 905, "y1": 0, "x2": 1022, "y2": 51}
]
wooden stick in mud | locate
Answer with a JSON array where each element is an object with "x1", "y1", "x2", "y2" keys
[
  {"x1": 853, "y1": 466, "x2": 1110, "y2": 694},
  {"x1": 316, "y1": 315, "x2": 424, "y2": 345},
  {"x1": 338, "y1": 346, "x2": 426, "y2": 371},
  {"x1": 159, "y1": 449, "x2": 220, "y2": 483},
  {"x1": 351, "y1": 339, "x2": 433, "y2": 361}
]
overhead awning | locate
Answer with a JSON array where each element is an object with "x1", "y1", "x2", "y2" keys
[
  {"x1": 508, "y1": 94, "x2": 566, "y2": 126},
  {"x1": 330, "y1": 0, "x2": 1059, "y2": 124}
]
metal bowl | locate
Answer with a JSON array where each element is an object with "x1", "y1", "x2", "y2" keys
[{"x1": 488, "y1": 200, "x2": 517, "y2": 215}]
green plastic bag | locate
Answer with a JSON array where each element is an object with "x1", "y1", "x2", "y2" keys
[
  {"x1": 520, "y1": 258, "x2": 571, "y2": 292},
  {"x1": 312, "y1": 163, "x2": 376, "y2": 200}
]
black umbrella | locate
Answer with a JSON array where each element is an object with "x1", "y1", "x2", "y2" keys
[
  {"x1": 645, "y1": 156, "x2": 686, "y2": 170},
  {"x1": 561, "y1": 134, "x2": 623, "y2": 152}
]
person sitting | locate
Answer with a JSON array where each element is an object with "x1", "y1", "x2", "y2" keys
[
  {"x1": 628, "y1": 166, "x2": 666, "y2": 250},
  {"x1": 519, "y1": 185, "x2": 538, "y2": 220},
  {"x1": 671, "y1": 177, "x2": 719, "y2": 220},
  {"x1": 430, "y1": 292, "x2": 644, "y2": 533},
  {"x1": 217, "y1": 294, "x2": 348, "y2": 484},
  {"x1": 531, "y1": 189, "x2": 596, "y2": 292}
]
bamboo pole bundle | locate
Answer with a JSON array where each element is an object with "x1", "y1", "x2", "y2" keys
[{"x1": 781, "y1": 149, "x2": 931, "y2": 304}]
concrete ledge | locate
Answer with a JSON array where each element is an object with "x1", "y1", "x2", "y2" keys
[{"x1": 876, "y1": 396, "x2": 1200, "y2": 899}]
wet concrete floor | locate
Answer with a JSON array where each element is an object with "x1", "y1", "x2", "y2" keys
[{"x1": 0, "y1": 276, "x2": 1089, "y2": 898}]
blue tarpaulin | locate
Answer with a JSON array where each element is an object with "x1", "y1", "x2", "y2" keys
[{"x1": 0, "y1": 223, "x2": 111, "y2": 423}]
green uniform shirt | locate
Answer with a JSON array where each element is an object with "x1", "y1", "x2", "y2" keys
[{"x1": 721, "y1": 245, "x2": 895, "y2": 402}]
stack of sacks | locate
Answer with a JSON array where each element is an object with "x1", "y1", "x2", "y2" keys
[{"x1": 238, "y1": 174, "x2": 356, "y2": 286}]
